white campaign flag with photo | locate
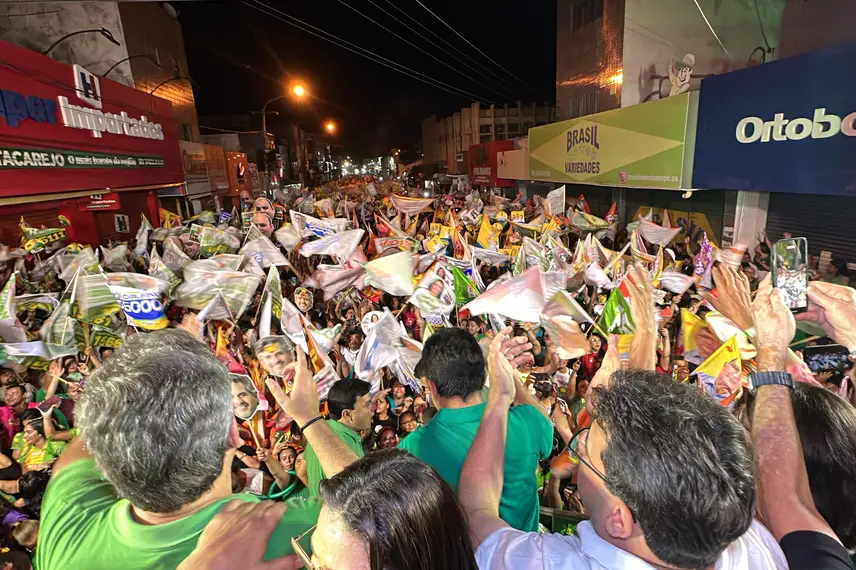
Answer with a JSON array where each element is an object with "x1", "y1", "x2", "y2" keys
[
  {"x1": 240, "y1": 236, "x2": 290, "y2": 268},
  {"x1": 637, "y1": 216, "x2": 682, "y2": 246},
  {"x1": 463, "y1": 267, "x2": 549, "y2": 323},
  {"x1": 390, "y1": 195, "x2": 434, "y2": 215},
  {"x1": 545, "y1": 185, "x2": 566, "y2": 218},
  {"x1": 299, "y1": 229, "x2": 365, "y2": 260},
  {"x1": 363, "y1": 251, "x2": 416, "y2": 296}
]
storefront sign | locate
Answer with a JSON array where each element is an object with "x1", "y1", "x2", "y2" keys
[
  {"x1": 693, "y1": 43, "x2": 856, "y2": 196},
  {"x1": 0, "y1": 146, "x2": 164, "y2": 169},
  {"x1": 469, "y1": 140, "x2": 514, "y2": 187},
  {"x1": 0, "y1": 39, "x2": 182, "y2": 199},
  {"x1": 78, "y1": 192, "x2": 121, "y2": 211},
  {"x1": 528, "y1": 93, "x2": 694, "y2": 189}
]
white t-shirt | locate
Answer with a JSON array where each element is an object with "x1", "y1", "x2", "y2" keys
[{"x1": 475, "y1": 520, "x2": 788, "y2": 570}]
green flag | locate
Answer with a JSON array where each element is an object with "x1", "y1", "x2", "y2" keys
[
  {"x1": 449, "y1": 265, "x2": 479, "y2": 305},
  {"x1": 597, "y1": 288, "x2": 635, "y2": 335}
]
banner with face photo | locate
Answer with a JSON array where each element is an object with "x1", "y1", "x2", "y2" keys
[
  {"x1": 254, "y1": 335, "x2": 297, "y2": 378},
  {"x1": 693, "y1": 336, "x2": 744, "y2": 408},
  {"x1": 408, "y1": 266, "x2": 455, "y2": 319}
]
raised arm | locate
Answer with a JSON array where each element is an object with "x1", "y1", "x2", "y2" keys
[
  {"x1": 266, "y1": 349, "x2": 358, "y2": 479},
  {"x1": 749, "y1": 281, "x2": 839, "y2": 543},
  {"x1": 458, "y1": 330, "x2": 516, "y2": 547}
]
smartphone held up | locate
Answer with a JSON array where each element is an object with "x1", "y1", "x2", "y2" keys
[{"x1": 772, "y1": 237, "x2": 808, "y2": 313}]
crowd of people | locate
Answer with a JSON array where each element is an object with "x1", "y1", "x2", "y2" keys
[{"x1": 0, "y1": 178, "x2": 854, "y2": 570}]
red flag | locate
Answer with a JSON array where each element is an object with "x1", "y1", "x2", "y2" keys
[
  {"x1": 578, "y1": 194, "x2": 591, "y2": 214},
  {"x1": 604, "y1": 202, "x2": 617, "y2": 223}
]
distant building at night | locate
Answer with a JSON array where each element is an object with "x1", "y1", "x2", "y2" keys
[{"x1": 421, "y1": 102, "x2": 556, "y2": 175}]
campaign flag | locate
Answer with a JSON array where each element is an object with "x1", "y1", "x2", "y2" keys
[
  {"x1": 134, "y1": 214, "x2": 153, "y2": 258},
  {"x1": 449, "y1": 265, "x2": 479, "y2": 305},
  {"x1": 390, "y1": 195, "x2": 434, "y2": 215},
  {"x1": 89, "y1": 324, "x2": 124, "y2": 350},
  {"x1": 476, "y1": 215, "x2": 500, "y2": 251},
  {"x1": 637, "y1": 216, "x2": 682, "y2": 246},
  {"x1": 570, "y1": 211, "x2": 609, "y2": 233},
  {"x1": 19, "y1": 217, "x2": 68, "y2": 253},
  {"x1": 240, "y1": 236, "x2": 289, "y2": 268},
  {"x1": 159, "y1": 208, "x2": 182, "y2": 228},
  {"x1": 679, "y1": 308, "x2": 705, "y2": 364},
  {"x1": 15, "y1": 293, "x2": 59, "y2": 316},
  {"x1": 162, "y1": 237, "x2": 192, "y2": 273},
  {"x1": 104, "y1": 273, "x2": 171, "y2": 331},
  {"x1": 577, "y1": 193, "x2": 591, "y2": 214},
  {"x1": 704, "y1": 311, "x2": 757, "y2": 360},
  {"x1": 274, "y1": 224, "x2": 302, "y2": 252},
  {"x1": 174, "y1": 271, "x2": 262, "y2": 320},
  {"x1": 544, "y1": 185, "x2": 566, "y2": 218},
  {"x1": 289, "y1": 211, "x2": 341, "y2": 238},
  {"x1": 662, "y1": 209, "x2": 672, "y2": 229},
  {"x1": 363, "y1": 251, "x2": 416, "y2": 296},
  {"x1": 0, "y1": 273, "x2": 27, "y2": 344},
  {"x1": 299, "y1": 229, "x2": 364, "y2": 260},
  {"x1": 40, "y1": 301, "x2": 85, "y2": 350},
  {"x1": 693, "y1": 335, "x2": 743, "y2": 408},
  {"x1": 463, "y1": 267, "x2": 548, "y2": 322},
  {"x1": 597, "y1": 288, "x2": 635, "y2": 335},
  {"x1": 303, "y1": 265, "x2": 366, "y2": 301},
  {"x1": 658, "y1": 271, "x2": 697, "y2": 295},
  {"x1": 101, "y1": 244, "x2": 131, "y2": 272},
  {"x1": 693, "y1": 233, "x2": 715, "y2": 288},
  {"x1": 148, "y1": 247, "x2": 180, "y2": 288},
  {"x1": 197, "y1": 293, "x2": 234, "y2": 324},
  {"x1": 257, "y1": 265, "x2": 282, "y2": 339},
  {"x1": 630, "y1": 230, "x2": 658, "y2": 264}
]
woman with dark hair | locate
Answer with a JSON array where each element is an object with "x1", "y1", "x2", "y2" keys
[
  {"x1": 302, "y1": 449, "x2": 479, "y2": 570},
  {"x1": 789, "y1": 383, "x2": 856, "y2": 554}
]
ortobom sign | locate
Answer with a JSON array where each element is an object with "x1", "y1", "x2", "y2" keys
[
  {"x1": 527, "y1": 93, "x2": 695, "y2": 190},
  {"x1": 692, "y1": 43, "x2": 856, "y2": 196}
]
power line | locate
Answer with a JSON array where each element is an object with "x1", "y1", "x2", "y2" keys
[
  {"x1": 414, "y1": 0, "x2": 540, "y2": 95},
  {"x1": 337, "y1": 0, "x2": 511, "y2": 103},
  {"x1": 244, "y1": 0, "x2": 492, "y2": 105},
  {"x1": 691, "y1": 0, "x2": 733, "y2": 60},
  {"x1": 382, "y1": 0, "x2": 521, "y2": 94},
  {"x1": 200, "y1": 125, "x2": 262, "y2": 134},
  {"x1": 367, "y1": 0, "x2": 522, "y2": 101}
]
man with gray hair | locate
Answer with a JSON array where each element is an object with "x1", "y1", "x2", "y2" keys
[{"x1": 33, "y1": 326, "x2": 344, "y2": 569}]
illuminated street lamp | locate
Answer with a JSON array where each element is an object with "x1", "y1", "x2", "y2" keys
[
  {"x1": 324, "y1": 121, "x2": 337, "y2": 134},
  {"x1": 292, "y1": 83, "x2": 306, "y2": 98}
]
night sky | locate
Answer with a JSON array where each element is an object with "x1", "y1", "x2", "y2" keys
[{"x1": 179, "y1": 0, "x2": 556, "y2": 158}]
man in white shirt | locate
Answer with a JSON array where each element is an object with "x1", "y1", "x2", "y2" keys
[{"x1": 460, "y1": 330, "x2": 788, "y2": 570}]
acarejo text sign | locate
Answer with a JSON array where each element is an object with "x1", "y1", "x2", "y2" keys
[
  {"x1": 0, "y1": 39, "x2": 182, "y2": 198},
  {"x1": 527, "y1": 93, "x2": 693, "y2": 190},
  {"x1": 693, "y1": 43, "x2": 856, "y2": 196}
]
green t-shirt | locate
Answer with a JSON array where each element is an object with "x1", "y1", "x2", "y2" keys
[
  {"x1": 398, "y1": 402, "x2": 552, "y2": 532},
  {"x1": 303, "y1": 419, "x2": 364, "y2": 497},
  {"x1": 35, "y1": 459, "x2": 321, "y2": 570}
]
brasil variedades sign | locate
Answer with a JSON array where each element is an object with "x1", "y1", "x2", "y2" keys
[
  {"x1": 692, "y1": 43, "x2": 856, "y2": 196},
  {"x1": 0, "y1": 146, "x2": 164, "y2": 169},
  {"x1": 528, "y1": 93, "x2": 693, "y2": 189}
]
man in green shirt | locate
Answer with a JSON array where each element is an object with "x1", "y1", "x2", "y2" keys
[
  {"x1": 35, "y1": 327, "x2": 325, "y2": 570},
  {"x1": 399, "y1": 328, "x2": 552, "y2": 532},
  {"x1": 303, "y1": 377, "x2": 373, "y2": 496}
]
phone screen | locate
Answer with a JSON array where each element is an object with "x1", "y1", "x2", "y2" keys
[
  {"x1": 803, "y1": 344, "x2": 853, "y2": 372},
  {"x1": 773, "y1": 238, "x2": 808, "y2": 312}
]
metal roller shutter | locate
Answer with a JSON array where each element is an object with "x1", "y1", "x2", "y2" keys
[
  {"x1": 765, "y1": 193, "x2": 856, "y2": 260},
  {"x1": 623, "y1": 189, "x2": 730, "y2": 244}
]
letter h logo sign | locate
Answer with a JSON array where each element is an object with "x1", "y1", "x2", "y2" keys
[{"x1": 73, "y1": 64, "x2": 102, "y2": 109}]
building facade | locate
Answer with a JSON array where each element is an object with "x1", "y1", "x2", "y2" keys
[{"x1": 422, "y1": 102, "x2": 556, "y2": 175}]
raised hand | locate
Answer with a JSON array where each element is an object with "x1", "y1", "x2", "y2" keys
[
  {"x1": 265, "y1": 348, "x2": 318, "y2": 426},
  {"x1": 796, "y1": 281, "x2": 856, "y2": 351}
]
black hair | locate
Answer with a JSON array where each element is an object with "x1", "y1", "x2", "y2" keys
[
  {"x1": 791, "y1": 383, "x2": 856, "y2": 550},
  {"x1": 326, "y1": 378, "x2": 371, "y2": 420},
  {"x1": 17, "y1": 470, "x2": 51, "y2": 518},
  {"x1": 414, "y1": 328, "x2": 484, "y2": 398},
  {"x1": 593, "y1": 370, "x2": 754, "y2": 569},
  {"x1": 319, "y1": 449, "x2": 478, "y2": 570}
]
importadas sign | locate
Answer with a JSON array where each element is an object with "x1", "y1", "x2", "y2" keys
[
  {"x1": 527, "y1": 93, "x2": 696, "y2": 190},
  {"x1": 693, "y1": 43, "x2": 856, "y2": 196}
]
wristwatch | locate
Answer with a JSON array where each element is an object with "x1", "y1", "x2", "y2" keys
[{"x1": 748, "y1": 371, "x2": 794, "y2": 392}]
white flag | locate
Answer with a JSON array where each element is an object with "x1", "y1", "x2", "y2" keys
[
  {"x1": 363, "y1": 251, "x2": 416, "y2": 296},
  {"x1": 299, "y1": 229, "x2": 364, "y2": 260},
  {"x1": 463, "y1": 267, "x2": 549, "y2": 323}
]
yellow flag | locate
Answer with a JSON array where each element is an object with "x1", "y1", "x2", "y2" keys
[
  {"x1": 476, "y1": 215, "x2": 499, "y2": 250},
  {"x1": 693, "y1": 335, "x2": 743, "y2": 407},
  {"x1": 679, "y1": 309, "x2": 705, "y2": 364}
]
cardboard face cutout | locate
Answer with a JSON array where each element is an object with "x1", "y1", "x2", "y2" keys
[{"x1": 254, "y1": 335, "x2": 297, "y2": 378}]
